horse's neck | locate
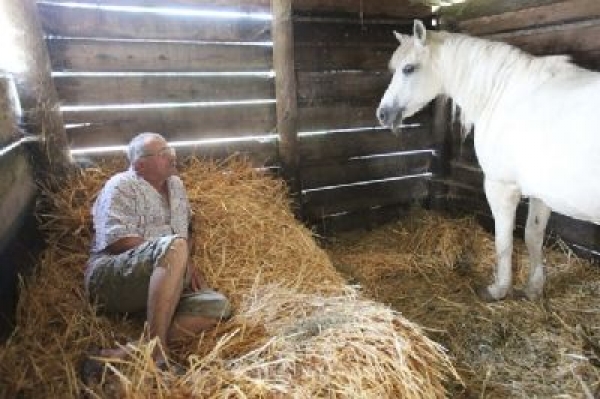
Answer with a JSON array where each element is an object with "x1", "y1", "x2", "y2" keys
[{"x1": 432, "y1": 33, "x2": 527, "y2": 131}]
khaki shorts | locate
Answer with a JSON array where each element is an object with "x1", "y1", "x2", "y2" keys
[{"x1": 86, "y1": 235, "x2": 231, "y2": 319}]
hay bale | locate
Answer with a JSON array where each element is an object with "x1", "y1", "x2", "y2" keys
[{"x1": 0, "y1": 157, "x2": 459, "y2": 398}]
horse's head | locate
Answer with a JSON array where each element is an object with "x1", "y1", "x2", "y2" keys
[{"x1": 377, "y1": 20, "x2": 442, "y2": 133}]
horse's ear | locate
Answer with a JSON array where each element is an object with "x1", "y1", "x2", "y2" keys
[
  {"x1": 413, "y1": 19, "x2": 427, "y2": 46},
  {"x1": 393, "y1": 30, "x2": 404, "y2": 44}
]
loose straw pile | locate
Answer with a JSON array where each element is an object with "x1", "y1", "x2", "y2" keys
[
  {"x1": 328, "y1": 208, "x2": 600, "y2": 397},
  {"x1": 0, "y1": 157, "x2": 459, "y2": 398}
]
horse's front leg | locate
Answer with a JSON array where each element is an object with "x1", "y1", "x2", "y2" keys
[
  {"x1": 478, "y1": 179, "x2": 521, "y2": 301},
  {"x1": 518, "y1": 197, "x2": 551, "y2": 300}
]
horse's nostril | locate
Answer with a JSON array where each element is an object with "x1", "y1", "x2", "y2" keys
[{"x1": 377, "y1": 108, "x2": 387, "y2": 122}]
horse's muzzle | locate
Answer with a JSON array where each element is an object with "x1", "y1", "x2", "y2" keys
[{"x1": 376, "y1": 106, "x2": 404, "y2": 133}]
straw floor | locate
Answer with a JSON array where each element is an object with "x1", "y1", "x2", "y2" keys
[
  {"x1": 327, "y1": 208, "x2": 600, "y2": 398},
  {"x1": 0, "y1": 157, "x2": 458, "y2": 398}
]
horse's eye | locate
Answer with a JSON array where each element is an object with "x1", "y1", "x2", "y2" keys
[{"x1": 402, "y1": 64, "x2": 417, "y2": 75}]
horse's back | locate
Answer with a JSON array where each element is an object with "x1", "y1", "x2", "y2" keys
[{"x1": 480, "y1": 67, "x2": 600, "y2": 224}]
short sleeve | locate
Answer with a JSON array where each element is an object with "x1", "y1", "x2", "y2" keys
[
  {"x1": 169, "y1": 176, "x2": 191, "y2": 238},
  {"x1": 91, "y1": 174, "x2": 143, "y2": 252}
]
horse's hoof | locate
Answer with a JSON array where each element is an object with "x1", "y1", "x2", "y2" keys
[
  {"x1": 511, "y1": 288, "x2": 530, "y2": 301},
  {"x1": 476, "y1": 286, "x2": 503, "y2": 302}
]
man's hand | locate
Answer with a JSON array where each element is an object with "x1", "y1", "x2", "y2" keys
[
  {"x1": 188, "y1": 262, "x2": 209, "y2": 291},
  {"x1": 106, "y1": 236, "x2": 145, "y2": 255}
]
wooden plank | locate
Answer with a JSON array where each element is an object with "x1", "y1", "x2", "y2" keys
[
  {"x1": 449, "y1": 160, "x2": 484, "y2": 191},
  {"x1": 292, "y1": 0, "x2": 431, "y2": 18},
  {"x1": 0, "y1": 148, "x2": 36, "y2": 254},
  {"x1": 303, "y1": 176, "x2": 429, "y2": 219},
  {"x1": 297, "y1": 103, "x2": 431, "y2": 133},
  {"x1": 63, "y1": 103, "x2": 276, "y2": 147},
  {"x1": 0, "y1": 76, "x2": 20, "y2": 145},
  {"x1": 300, "y1": 151, "x2": 432, "y2": 189},
  {"x1": 37, "y1": 0, "x2": 271, "y2": 13},
  {"x1": 428, "y1": 97, "x2": 452, "y2": 210},
  {"x1": 297, "y1": 71, "x2": 391, "y2": 106},
  {"x1": 47, "y1": 39, "x2": 273, "y2": 72},
  {"x1": 490, "y1": 20, "x2": 600, "y2": 62},
  {"x1": 451, "y1": 132, "x2": 478, "y2": 164},
  {"x1": 38, "y1": 3, "x2": 271, "y2": 42},
  {"x1": 73, "y1": 140, "x2": 279, "y2": 167},
  {"x1": 311, "y1": 203, "x2": 412, "y2": 235},
  {"x1": 299, "y1": 122, "x2": 435, "y2": 164},
  {"x1": 271, "y1": 0, "x2": 300, "y2": 195},
  {"x1": 11, "y1": 0, "x2": 70, "y2": 174},
  {"x1": 54, "y1": 75, "x2": 274, "y2": 105},
  {"x1": 550, "y1": 214, "x2": 600, "y2": 253},
  {"x1": 293, "y1": 19, "x2": 411, "y2": 45},
  {"x1": 295, "y1": 42, "x2": 395, "y2": 71},
  {"x1": 440, "y1": 0, "x2": 564, "y2": 21},
  {"x1": 457, "y1": 0, "x2": 600, "y2": 36}
]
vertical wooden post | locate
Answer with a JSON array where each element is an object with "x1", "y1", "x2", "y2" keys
[
  {"x1": 429, "y1": 95, "x2": 452, "y2": 211},
  {"x1": 271, "y1": 0, "x2": 301, "y2": 214},
  {"x1": 0, "y1": 0, "x2": 72, "y2": 178}
]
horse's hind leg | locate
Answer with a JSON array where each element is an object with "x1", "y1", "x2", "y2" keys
[
  {"x1": 520, "y1": 197, "x2": 551, "y2": 300},
  {"x1": 479, "y1": 179, "x2": 521, "y2": 301}
]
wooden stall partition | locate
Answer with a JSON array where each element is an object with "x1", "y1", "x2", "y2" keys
[
  {"x1": 437, "y1": 0, "x2": 600, "y2": 259},
  {"x1": 37, "y1": 0, "x2": 277, "y2": 166},
  {"x1": 0, "y1": 73, "x2": 40, "y2": 341},
  {"x1": 291, "y1": 0, "x2": 434, "y2": 233},
  {"x1": 2, "y1": 0, "x2": 71, "y2": 178}
]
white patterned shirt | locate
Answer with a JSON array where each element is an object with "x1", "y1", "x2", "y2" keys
[{"x1": 90, "y1": 169, "x2": 190, "y2": 254}]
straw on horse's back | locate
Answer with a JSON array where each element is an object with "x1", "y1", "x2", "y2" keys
[{"x1": 377, "y1": 20, "x2": 600, "y2": 302}]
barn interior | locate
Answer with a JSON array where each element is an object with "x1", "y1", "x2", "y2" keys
[{"x1": 1, "y1": 0, "x2": 600, "y2": 397}]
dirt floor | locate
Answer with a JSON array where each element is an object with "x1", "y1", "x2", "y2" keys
[{"x1": 325, "y1": 208, "x2": 600, "y2": 398}]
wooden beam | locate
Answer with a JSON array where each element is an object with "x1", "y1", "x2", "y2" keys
[
  {"x1": 38, "y1": 3, "x2": 272, "y2": 42},
  {"x1": 456, "y1": 0, "x2": 600, "y2": 36},
  {"x1": 271, "y1": 0, "x2": 300, "y2": 197},
  {"x1": 54, "y1": 74, "x2": 275, "y2": 105},
  {"x1": 292, "y1": 0, "x2": 431, "y2": 19},
  {"x1": 428, "y1": 96, "x2": 451, "y2": 210},
  {"x1": 440, "y1": 0, "x2": 563, "y2": 21},
  {"x1": 38, "y1": 0, "x2": 271, "y2": 13},
  {"x1": 2, "y1": 0, "x2": 71, "y2": 176},
  {"x1": 298, "y1": 118, "x2": 434, "y2": 164},
  {"x1": 63, "y1": 103, "x2": 277, "y2": 148},
  {"x1": 47, "y1": 39, "x2": 273, "y2": 72},
  {"x1": 0, "y1": 76, "x2": 20, "y2": 146},
  {"x1": 296, "y1": 71, "x2": 391, "y2": 106}
]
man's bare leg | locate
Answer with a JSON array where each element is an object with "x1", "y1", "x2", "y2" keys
[{"x1": 146, "y1": 238, "x2": 188, "y2": 363}]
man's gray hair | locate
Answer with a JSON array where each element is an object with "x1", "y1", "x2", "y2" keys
[{"x1": 127, "y1": 132, "x2": 165, "y2": 164}]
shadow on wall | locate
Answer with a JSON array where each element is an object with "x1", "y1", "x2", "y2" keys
[{"x1": 0, "y1": 202, "x2": 45, "y2": 342}]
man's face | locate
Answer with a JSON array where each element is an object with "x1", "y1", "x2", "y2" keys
[{"x1": 138, "y1": 138, "x2": 177, "y2": 181}]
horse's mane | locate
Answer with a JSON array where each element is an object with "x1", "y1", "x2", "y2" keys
[{"x1": 430, "y1": 31, "x2": 577, "y2": 134}]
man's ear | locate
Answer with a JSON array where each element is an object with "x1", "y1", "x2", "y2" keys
[{"x1": 132, "y1": 159, "x2": 144, "y2": 173}]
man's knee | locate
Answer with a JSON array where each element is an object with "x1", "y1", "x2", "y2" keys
[
  {"x1": 159, "y1": 237, "x2": 188, "y2": 273},
  {"x1": 169, "y1": 237, "x2": 188, "y2": 254}
]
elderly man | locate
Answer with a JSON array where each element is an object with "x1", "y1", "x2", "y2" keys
[{"x1": 84, "y1": 132, "x2": 231, "y2": 370}]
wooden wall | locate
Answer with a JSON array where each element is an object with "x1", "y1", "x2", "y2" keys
[
  {"x1": 38, "y1": 0, "x2": 277, "y2": 164},
  {"x1": 437, "y1": 0, "x2": 600, "y2": 258},
  {"x1": 36, "y1": 0, "x2": 434, "y2": 232},
  {"x1": 291, "y1": 1, "x2": 434, "y2": 231},
  {"x1": 0, "y1": 74, "x2": 38, "y2": 339}
]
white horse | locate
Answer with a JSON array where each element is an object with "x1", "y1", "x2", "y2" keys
[{"x1": 377, "y1": 20, "x2": 600, "y2": 301}]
